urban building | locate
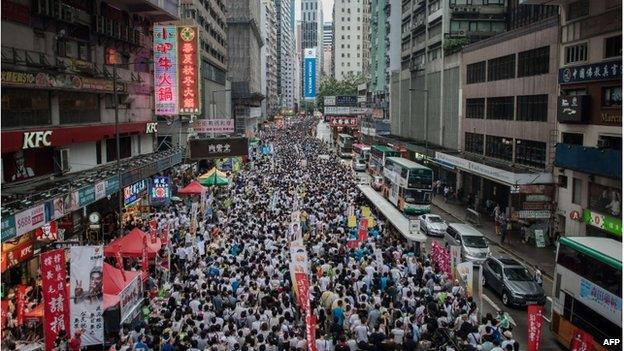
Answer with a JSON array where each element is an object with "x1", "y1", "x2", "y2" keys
[
  {"x1": 227, "y1": 0, "x2": 265, "y2": 135},
  {"x1": 369, "y1": 0, "x2": 392, "y2": 102},
  {"x1": 322, "y1": 22, "x2": 333, "y2": 78},
  {"x1": 301, "y1": 0, "x2": 323, "y2": 94},
  {"x1": 323, "y1": 22, "x2": 333, "y2": 48},
  {"x1": 294, "y1": 20, "x2": 303, "y2": 108},
  {"x1": 260, "y1": 0, "x2": 279, "y2": 117},
  {"x1": 276, "y1": 0, "x2": 296, "y2": 109},
  {"x1": 333, "y1": 0, "x2": 371, "y2": 80}
]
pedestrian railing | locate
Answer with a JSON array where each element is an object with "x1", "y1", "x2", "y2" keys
[{"x1": 465, "y1": 208, "x2": 481, "y2": 227}]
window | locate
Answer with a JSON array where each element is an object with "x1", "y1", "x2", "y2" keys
[
  {"x1": 515, "y1": 139, "x2": 546, "y2": 168},
  {"x1": 572, "y1": 178, "x2": 582, "y2": 205},
  {"x1": 605, "y1": 35, "x2": 622, "y2": 58},
  {"x1": 59, "y1": 92, "x2": 100, "y2": 124},
  {"x1": 558, "y1": 175, "x2": 568, "y2": 189},
  {"x1": 518, "y1": 46, "x2": 550, "y2": 77},
  {"x1": 565, "y1": 88, "x2": 587, "y2": 96},
  {"x1": 565, "y1": 43, "x2": 587, "y2": 64},
  {"x1": 466, "y1": 98, "x2": 485, "y2": 119},
  {"x1": 598, "y1": 135, "x2": 622, "y2": 150},
  {"x1": 487, "y1": 54, "x2": 515, "y2": 81},
  {"x1": 557, "y1": 243, "x2": 621, "y2": 297},
  {"x1": 106, "y1": 136, "x2": 131, "y2": 162},
  {"x1": 467, "y1": 61, "x2": 486, "y2": 84},
  {"x1": 465, "y1": 132, "x2": 484, "y2": 154},
  {"x1": 516, "y1": 94, "x2": 548, "y2": 122},
  {"x1": 562, "y1": 132, "x2": 584, "y2": 145},
  {"x1": 566, "y1": 0, "x2": 589, "y2": 21},
  {"x1": 602, "y1": 86, "x2": 622, "y2": 107},
  {"x1": 1, "y1": 89, "x2": 51, "y2": 128},
  {"x1": 485, "y1": 135, "x2": 513, "y2": 161},
  {"x1": 588, "y1": 182, "x2": 621, "y2": 217},
  {"x1": 487, "y1": 97, "x2": 514, "y2": 120}
]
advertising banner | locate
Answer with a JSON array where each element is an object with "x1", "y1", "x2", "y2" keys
[
  {"x1": 1, "y1": 233, "x2": 34, "y2": 273},
  {"x1": 456, "y1": 261, "x2": 474, "y2": 297},
  {"x1": 1, "y1": 215, "x2": 16, "y2": 242},
  {"x1": 150, "y1": 176, "x2": 171, "y2": 206},
  {"x1": 124, "y1": 179, "x2": 149, "y2": 206},
  {"x1": 154, "y1": 25, "x2": 179, "y2": 115},
  {"x1": 41, "y1": 249, "x2": 70, "y2": 351},
  {"x1": 188, "y1": 137, "x2": 249, "y2": 159},
  {"x1": 328, "y1": 116, "x2": 358, "y2": 127},
  {"x1": 570, "y1": 328, "x2": 595, "y2": 351},
  {"x1": 303, "y1": 48, "x2": 317, "y2": 100},
  {"x1": 450, "y1": 245, "x2": 462, "y2": 280},
  {"x1": 14, "y1": 203, "x2": 45, "y2": 238},
  {"x1": 194, "y1": 119, "x2": 235, "y2": 134},
  {"x1": 119, "y1": 275, "x2": 143, "y2": 323},
  {"x1": 94, "y1": 181, "x2": 106, "y2": 201},
  {"x1": 177, "y1": 26, "x2": 201, "y2": 114},
  {"x1": 527, "y1": 304, "x2": 544, "y2": 351},
  {"x1": 35, "y1": 221, "x2": 58, "y2": 242},
  {"x1": 70, "y1": 246, "x2": 104, "y2": 346}
]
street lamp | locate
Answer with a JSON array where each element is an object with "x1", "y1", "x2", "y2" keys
[{"x1": 409, "y1": 88, "x2": 429, "y2": 152}]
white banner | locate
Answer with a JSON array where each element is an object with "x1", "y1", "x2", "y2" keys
[
  {"x1": 94, "y1": 181, "x2": 106, "y2": 201},
  {"x1": 70, "y1": 246, "x2": 104, "y2": 346},
  {"x1": 289, "y1": 241, "x2": 309, "y2": 275},
  {"x1": 193, "y1": 119, "x2": 234, "y2": 134},
  {"x1": 457, "y1": 261, "x2": 474, "y2": 297},
  {"x1": 324, "y1": 106, "x2": 372, "y2": 115},
  {"x1": 119, "y1": 275, "x2": 143, "y2": 323},
  {"x1": 324, "y1": 96, "x2": 336, "y2": 106}
]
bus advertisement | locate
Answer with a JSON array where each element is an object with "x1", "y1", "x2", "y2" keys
[
  {"x1": 382, "y1": 157, "x2": 433, "y2": 215},
  {"x1": 337, "y1": 134, "x2": 354, "y2": 158},
  {"x1": 551, "y1": 236, "x2": 622, "y2": 351},
  {"x1": 369, "y1": 145, "x2": 400, "y2": 176}
]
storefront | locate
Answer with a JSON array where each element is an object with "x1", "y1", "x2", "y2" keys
[{"x1": 122, "y1": 179, "x2": 151, "y2": 229}]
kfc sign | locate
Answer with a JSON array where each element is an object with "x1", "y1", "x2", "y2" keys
[
  {"x1": 146, "y1": 122, "x2": 158, "y2": 134},
  {"x1": 23, "y1": 131, "x2": 52, "y2": 149}
]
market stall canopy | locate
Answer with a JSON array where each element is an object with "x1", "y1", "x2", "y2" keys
[
  {"x1": 198, "y1": 167, "x2": 227, "y2": 179},
  {"x1": 103, "y1": 262, "x2": 142, "y2": 295},
  {"x1": 104, "y1": 228, "x2": 162, "y2": 258},
  {"x1": 178, "y1": 180, "x2": 206, "y2": 195},
  {"x1": 199, "y1": 173, "x2": 229, "y2": 187}
]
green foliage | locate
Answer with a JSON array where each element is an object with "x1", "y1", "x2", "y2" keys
[
  {"x1": 444, "y1": 37, "x2": 471, "y2": 55},
  {"x1": 316, "y1": 73, "x2": 367, "y2": 109}
]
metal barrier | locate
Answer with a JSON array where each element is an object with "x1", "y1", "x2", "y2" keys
[{"x1": 465, "y1": 208, "x2": 481, "y2": 227}]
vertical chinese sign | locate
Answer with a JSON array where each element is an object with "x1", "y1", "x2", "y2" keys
[
  {"x1": 177, "y1": 26, "x2": 201, "y2": 114},
  {"x1": 527, "y1": 304, "x2": 544, "y2": 351},
  {"x1": 42, "y1": 249, "x2": 69, "y2": 351},
  {"x1": 70, "y1": 246, "x2": 104, "y2": 346},
  {"x1": 154, "y1": 25, "x2": 178, "y2": 115}
]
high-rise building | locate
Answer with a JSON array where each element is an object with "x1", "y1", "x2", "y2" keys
[
  {"x1": 368, "y1": 0, "x2": 396, "y2": 102},
  {"x1": 323, "y1": 22, "x2": 333, "y2": 48},
  {"x1": 332, "y1": 0, "x2": 370, "y2": 80},
  {"x1": 294, "y1": 21, "x2": 303, "y2": 108},
  {"x1": 261, "y1": 0, "x2": 279, "y2": 117},
  {"x1": 301, "y1": 0, "x2": 323, "y2": 94},
  {"x1": 322, "y1": 22, "x2": 334, "y2": 78},
  {"x1": 179, "y1": 0, "x2": 230, "y2": 122},
  {"x1": 276, "y1": 0, "x2": 296, "y2": 109},
  {"x1": 227, "y1": 0, "x2": 265, "y2": 134}
]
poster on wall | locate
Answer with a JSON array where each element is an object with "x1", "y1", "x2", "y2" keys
[
  {"x1": 41, "y1": 249, "x2": 70, "y2": 351},
  {"x1": 69, "y1": 246, "x2": 104, "y2": 346},
  {"x1": 3, "y1": 148, "x2": 54, "y2": 183}
]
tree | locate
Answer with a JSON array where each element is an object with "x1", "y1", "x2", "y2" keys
[{"x1": 316, "y1": 73, "x2": 367, "y2": 109}]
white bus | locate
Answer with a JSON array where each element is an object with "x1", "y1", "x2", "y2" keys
[
  {"x1": 337, "y1": 134, "x2": 354, "y2": 158},
  {"x1": 382, "y1": 157, "x2": 433, "y2": 215},
  {"x1": 552, "y1": 236, "x2": 622, "y2": 351}
]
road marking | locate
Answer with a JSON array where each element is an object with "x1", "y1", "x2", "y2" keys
[{"x1": 482, "y1": 294, "x2": 517, "y2": 326}]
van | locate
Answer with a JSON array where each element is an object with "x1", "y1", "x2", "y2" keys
[{"x1": 444, "y1": 223, "x2": 490, "y2": 264}]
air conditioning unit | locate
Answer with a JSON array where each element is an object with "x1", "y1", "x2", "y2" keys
[{"x1": 55, "y1": 148, "x2": 70, "y2": 174}]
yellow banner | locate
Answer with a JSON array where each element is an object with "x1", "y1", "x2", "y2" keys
[
  {"x1": 367, "y1": 217, "x2": 376, "y2": 228},
  {"x1": 361, "y1": 206, "x2": 371, "y2": 218},
  {"x1": 348, "y1": 215, "x2": 357, "y2": 228}
]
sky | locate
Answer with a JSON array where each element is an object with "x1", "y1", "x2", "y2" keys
[{"x1": 295, "y1": 0, "x2": 334, "y2": 22}]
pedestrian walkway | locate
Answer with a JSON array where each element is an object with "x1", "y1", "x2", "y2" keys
[{"x1": 432, "y1": 197, "x2": 556, "y2": 278}]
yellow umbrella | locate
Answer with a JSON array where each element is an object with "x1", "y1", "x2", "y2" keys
[{"x1": 198, "y1": 167, "x2": 227, "y2": 179}]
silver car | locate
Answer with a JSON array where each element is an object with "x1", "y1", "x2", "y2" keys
[
  {"x1": 353, "y1": 158, "x2": 367, "y2": 172},
  {"x1": 483, "y1": 257, "x2": 546, "y2": 306},
  {"x1": 444, "y1": 223, "x2": 490, "y2": 264},
  {"x1": 419, "y1": 214, "x2": 448, "y2": 237}
]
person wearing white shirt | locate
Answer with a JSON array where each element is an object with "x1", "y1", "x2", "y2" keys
[{"x1": 353, "y1": 323, "x2": 369, "y2": 343}]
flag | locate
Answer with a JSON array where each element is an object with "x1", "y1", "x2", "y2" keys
[{"x1": 527, "y1": 304, "x2": 545, "y2": 351}]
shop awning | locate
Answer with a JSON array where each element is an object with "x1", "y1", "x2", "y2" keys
[
  {"x1": 104, "y1": 228, "x2": 162, "y2": 258},
  {"x1": 178, "y1": 180, "x2": 206, "y2": 195}
]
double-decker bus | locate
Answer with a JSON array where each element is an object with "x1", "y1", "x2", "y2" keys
[
  {"x1": 352, "y1": 144, "x2": 371, "y2": 161},
  {"x1": 551, "y1": 236, "x2": 621, "y2": 351},
  {"x1": 369, "y1": 145, "x2": 400, "y2": 176},
  {"x1": 337, "y1": 134, "x2": 354, "y2": 158},
  {"x1": 382, "y1": 157, "x2": 433, "y2": 215}
]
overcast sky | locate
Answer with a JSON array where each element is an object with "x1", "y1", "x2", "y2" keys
[{"x1": 295, "y1": 0, "x2": 334, "y2": 22}]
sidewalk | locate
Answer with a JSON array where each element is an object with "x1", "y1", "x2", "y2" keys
[{"x1": 432, "y1": 197, "x2": 556, "y2": 279}]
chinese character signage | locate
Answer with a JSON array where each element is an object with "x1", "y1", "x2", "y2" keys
[
  {"x1": 558, "y1": 95, "x2": 589, "y2": 123},
  {"x1": 70, "y1": 246, "x2": 104, "y2": 346},
  {"x1": 177, "y1": 26, "x2": 200, "y2": 114},
  {"x1": 328, "y1": 117, "x2": 358, "y2": 127},
  {"x1": 124, "y1": 179, "x2": 149, "y2": 206},
  {"x1": 154, "y1": 25, "x2": 178, "y2": 115},
  {"x1": 0, "y1": 233, "x2": 34, "y2": 273},
  {"x1": 559, "y1": 60, "x2": 622, "y2": 84},
  {"x1": 304, "y1": 48, "x2": 317, "y2": 100},
  {"x1": 194, "y1": 119, "x2": 235, "y2": 134},
  {"x1": 188, "y1": 137, "x2": 249, "y2": 159},
  {"x1": 527, "y1": 304, "x2": 544, "y2": 351},
  {"x1": 583, "y1": 209, "x2": 622, "y2": 237},
  {"x1": 1, "y1": 215, "x2": 16, "y2": 242},
  {"x1": 119, "y1": 275, "x2": 143, "y2": 323},
  {"x1": 579, "y1": 278, "x2": 622, "y2": 318},
  {"x1": 41, "y1": 249, "x2": 70, "y2": 351},
  {"x1": 150, "y1": 176, "x2": 171, "y2": 206},
  {"x1": 335, "y1": 96, "x2": 358, "y2": 106}
]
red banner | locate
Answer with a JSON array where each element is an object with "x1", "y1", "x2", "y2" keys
[
  {"x1": 527, "y1": 304, "x2": 544, "y2": 351},
  {"x1": 294, "y1": 272, "x2": 310, "y2": 310},
  {"x1": 306, "y1": 313, "x2": 318, "y2": 351},
  {"x1": 358, "y1": 218, "x2": 368, "y2": 242},
  {"x1": 149, "y1": 219, "x2": 158, "y2": 244},
  {"x1": 142, "y1": 236, "x2": 149, "y2": 279},
  {"x1": 35, "y1": 221, "x2": 58, "y2": 242},
  {"x1": 16, "y1": 284, "x2": 26, "y2": 326},
  {"x1": 41, "y1": 249, "x2": 70, "y2": 351},
  {"x1": 346, "y1": 239, "x2": 359, "y2": 249},
  {"x1": 570, "y1": 328, "x2": 595, "y2": 351},
  {"x1": 431, "y1": 241, "x2": 451, "y2": 277},
  {"x1": 1, "y1": 234, "x2": 34, "y2": 273},
  {"x1": 161, "y1": 223, "x2": 170, "y2": 245}
]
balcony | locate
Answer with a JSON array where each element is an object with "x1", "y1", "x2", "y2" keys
[{"x1": 555, "y1": 144, "x2": 622, "y2": 179}]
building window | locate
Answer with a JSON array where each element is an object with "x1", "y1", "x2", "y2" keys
[
  {"x1": 486, "y1": 97, "x2": 514, "y2": 120},
  {"x1": 466, "y1": 98, "x2": 485, "y2": 119},
  {"x1": 572, "y1": 178, "x2": 582, "y2": 205},
  {"x1": 518, "y1": 46, "x2": 549, "y2": 77},
  {"x1": 588, "y1": 182, "x2": 621, "y2": 217},
  {"x1": 565, "y1": 43, "x2": 587, "y2": 64},
  {"x1": 564, "y1": 88, "x2": 587, "y2": 96},
  {"x1": 558, "y1": 175, "x2": 568, "y2": 189},
  {"x1": 59, "y1": 92, "x2": 100, "y2": 124},
  {"x1": 516, "y1": 94, "x2": 548, "y2": 122},
  {"x1": 562, "y1": 132, "x2": 584, "y2": 145},
  {"x1": 106, "y1": 136, "x2": 131, "y2": 162},
  {"x1": 487, "y1": 54, "x2": 515, "y2": 81},
  {"x1": 1, "y1": 89, "x2": 51, "y2": 128},
  {"x1": 466, "y1": 61, "x2": 486, "y2": 84},
  {"x1": 515, "y1": 139, "x2": 547, "y2": 168},
  {"x1": 485, "y1": 135, "x2": 513, "y2": 161},
  {"x1": 602, "y1": 86, "x2": 622, "y2": 107},
  {"x1": 605, "y1": 35, "x2": 622, "y2": 58},
  {"x1": 567, "y1": 0, "x2": 589, "y2": 21},
  {"x1": 598, "y1": 135, "x2": 622, "y2": 150},
  {"x1": 465, "y1": 132, "x2": 484, "y2": 154}
]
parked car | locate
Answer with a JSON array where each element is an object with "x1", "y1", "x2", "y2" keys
[
  {"x1": 482, "y1": 256, "x2": 546, "y2": 306},
  {"x1": 419, "y1": 214, "x2": 448, "y2": 237},
  {"x1": 444, "y1": 223, "x2": 490, "y2": 264},
  {"x1": 353, "y1": 158, "x2": 367, "y2": 172},
  {"x1": 370, "y1": 175, "x2": 384, "y2": 190}
]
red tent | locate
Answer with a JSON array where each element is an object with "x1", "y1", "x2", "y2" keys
[
  {"x1": 104, "y1": 228, "x2": 161, "y2": 258},
  {"x1": 178, "y1": 180, "x2": 206, "y2": 195},
  {"x1": 102, "y1": 263, "x2": 142, "y2": 310}
]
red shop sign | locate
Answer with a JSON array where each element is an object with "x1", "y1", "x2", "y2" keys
[{"x1": 1, "y1": 234, "x2": 34, "y2": 273}]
